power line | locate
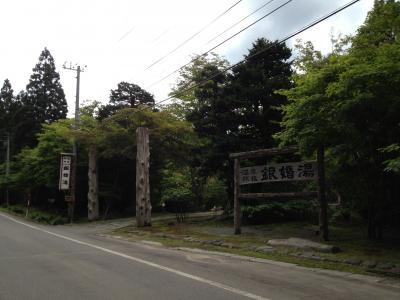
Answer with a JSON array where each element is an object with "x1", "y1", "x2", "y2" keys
[
  {"x1": 144, "y1": 0, "x2": 243, "y2": 71},
  {"x1": 118, "y1": 25, "x2": 136, "y2": 43},
  {"x1": 138, "y1": 0, "x2": 362, "y2": 114},
  {"x1": 145, "y1": 0, "x2": 293, "y2": 89},
  {"x1": 206, "y1": 0, "x2": 278, "y2": 45},
  {"x1": 152, "y1": 28, "x2": 171, "y2": 43}
]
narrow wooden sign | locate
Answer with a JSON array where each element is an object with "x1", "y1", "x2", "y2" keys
[{"x1": 59, "y1": 153, "x2": 73, "y2": 191}]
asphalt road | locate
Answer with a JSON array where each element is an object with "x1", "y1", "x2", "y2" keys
[{"x1": 0, "y1": 212, "x2": 399, "y2": 300}]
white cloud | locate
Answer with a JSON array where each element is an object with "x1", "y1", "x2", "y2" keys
[{"x1": 0, "y1": 0, "x2": 374, "y2": 115}]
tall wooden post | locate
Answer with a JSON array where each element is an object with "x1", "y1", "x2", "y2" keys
[
  {"x1": 317, "y1": 146, "x2": 329, "y2": 241},
  {"x1": 234, "y1": 158, "x2": 241, "y2": 234},
  {"x1": 68, "y1": 155, "x2": 76, "y2": 223},
  {"x1": 87, "y1": 146, "x2": 99, "y2": 221},
  {"x1": 136, "y1": 127, "x2": 151, "y2": 227}
]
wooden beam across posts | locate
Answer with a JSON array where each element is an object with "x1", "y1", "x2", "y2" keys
[
  {"x1": 229, "y1": 146, "x2": 298, "y2": 160},
  {"x1": 136, "y1": 127, "x2": 151, "y2": 227},
  {"x1": 234, "y1": 159, "x2": 241, "y2": 234},
  {"x1": 239, "y1": 192, "x2": 318, "y2": 199}
]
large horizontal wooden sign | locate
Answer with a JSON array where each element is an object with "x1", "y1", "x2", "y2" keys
[{"x1": 239, "y1": 161, "x2": 317, "y2": 185}]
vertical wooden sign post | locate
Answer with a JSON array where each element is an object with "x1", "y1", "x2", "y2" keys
[
  {"x1": 234, "y1": 159, "x2": 241, "y2": 234},
  {"x1": 317, "y1": 146, "x2": 328, "y2": 241},
  {"x1": 59, "y1": 153, "x2": 74, "y2": 223},
  {"x1": 136, "y1": 127, "x2": 151, "y2": 227}
]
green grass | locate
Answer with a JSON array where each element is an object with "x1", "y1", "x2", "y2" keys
[
  {"x1": 0, "y1": 204, "x2": 67, "y2": 225},
  {"x1": 112, "y1": 213, "x2": 400, "y2": 276}
]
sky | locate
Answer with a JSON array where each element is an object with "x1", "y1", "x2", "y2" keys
[{"x1": 0, "y1": 0, "x2": 374, "y2": 116}]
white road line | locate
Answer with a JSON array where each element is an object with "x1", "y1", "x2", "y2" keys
[{"x1": 0, "y1": 213, "x2": 270, "y2": 300}]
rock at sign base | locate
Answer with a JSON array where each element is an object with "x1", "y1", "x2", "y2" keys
[
  {"x1": 267, "y1": 237, "x2": 340, "y2": 253},
  {"x1": 255, "y1": 246, "x2": 275, "y2": 253}
]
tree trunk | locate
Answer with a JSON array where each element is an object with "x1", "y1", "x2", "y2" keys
[
  {"x1": 136, "y1": 127, "x2": 151, "y2": 227},
  {"x1": 87, "y1": 146, "x2": 99, "y2": 221},
  {"x1": 317, "y1": 146, "x2": 329, "y2": 241}
]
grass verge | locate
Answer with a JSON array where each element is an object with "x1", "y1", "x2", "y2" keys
[
  {"x1": 112, "y1": 213, "x2": 400, "y2": 277},
  {"x1": 0, "y1": 204, "x2": 67, "y2": 225}
]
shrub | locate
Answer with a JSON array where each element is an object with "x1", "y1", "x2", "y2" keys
[
  {"x1": 242, "y1": 200, "x2": 317, "y2": 224},
  {"x1": 203, "y1": 177, "x2": 227, "y2": 210}
]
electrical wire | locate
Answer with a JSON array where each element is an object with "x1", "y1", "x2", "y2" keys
[
  {"x1": 135, "y1": 0, "x2": 362, "y2": 114},
  {"x1": 117, "y1": 26, "x2": 136, "y2": 43},
  {"x1": 144, "y1": 0, "x2": 243, "y2": 71},
  {"x1": 145, "y1": 0, "x2": 293, "y2": 89},
  {"x1": 206, "y1": 0, "x2": 278, "y2": 45}
]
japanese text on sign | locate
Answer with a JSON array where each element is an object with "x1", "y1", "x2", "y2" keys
[
  {"x1": 239, "y1": 161, "x2": 317, "y2": 185},
  {"x1": 59, "y1": 154, "x2": 72, "y2": 190}
]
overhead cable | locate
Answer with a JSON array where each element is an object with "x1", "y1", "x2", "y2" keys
[
  {"x1": 135, "y1": 0, "x2": 362, "y2": 114},
  {"x1": 146, "y1": 0, "x2": 293, "y2": 89},
  {"x1": 144, "y1": 0, "x2": 243, "y2": 71}
]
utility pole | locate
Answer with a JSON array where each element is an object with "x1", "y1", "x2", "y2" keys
[
  {"x1": 62, "y1": 62, "x2": 86, "y2": 222},
  {"x1": 5, "y1": 132, "x2": 10, "y2": 206}
]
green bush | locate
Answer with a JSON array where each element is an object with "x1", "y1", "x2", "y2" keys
[
  {"x1": 2, "y1": 205, "x2": 67, "y2": 225},
  {"x1": 7, "y1": 205, "x2": 25, "y2": 215},
  {"x1": 160, "y1": 168, "x2": 196, "y2": 222},
  {"x1": 203, "y1": 177, "x2": 227, "y2": 210},
  {"x1": 242, "y1": 200, "x2": 317, "y2": 224}
]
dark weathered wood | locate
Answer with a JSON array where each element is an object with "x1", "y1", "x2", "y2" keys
[
  {"x1": 87, "y1": 146, "x2": 99, "y2": 221},
  {"x1": 239, "y1": 192, "x2": 318, "y2": 199},
  {"x1": 229, "y1": 146, "x2": 298, "y2": 160},
  {"x1": 136, "y1": 127, "x2": 151, "y2": 227},
  {"x1": 234, "y1": 159, "x2": 241, "y2": 234},
  {"x1": 317, "y1": 146, "x2": 329, "y2": 241}
]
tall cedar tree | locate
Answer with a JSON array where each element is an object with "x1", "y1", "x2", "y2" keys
[
  {"x1": 228, "y1": 38, "x2": 292, "y2": 150},
  {"x1": 0, "y1": 79, "x2": 15, "y2": 133},
  {"x1": 171, "y1": 41, "x2": 292, "y2": 206},
  {"x1": 171, "y1": 54, "x2": 232, "y2": 178},
  {"x1": 183, "y1": 40, "x2": 292, "y2": 175},
  {"x1": 23, "y1": 48, "x2": 67, "y2": 146},
  {"x1": 98, "y1": 82, "x2": 155, "y2": 120},
  {"x1": 0, "y1": 79, "x2": 24, "y2": 154}
]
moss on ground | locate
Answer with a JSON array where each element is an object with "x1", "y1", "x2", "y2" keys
[{"x1": 112, "y1": 213, "x2": 400, "y2": 276}]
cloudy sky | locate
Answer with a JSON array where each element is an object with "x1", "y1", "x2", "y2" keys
[{"x1": 0, "y1": 0, "x2": 373, "y2": 115}]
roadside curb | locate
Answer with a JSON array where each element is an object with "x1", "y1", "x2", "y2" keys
[{"x1": 174, "y1": 247, "x2": 400, "y2": 289}]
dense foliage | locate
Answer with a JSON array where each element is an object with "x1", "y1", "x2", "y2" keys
[
  {"x1": 0, "y1": 1, "x2": 398, "y2": 241},
  {"x1": 277, "y1": 0, "x2": 400, "y2": 239}
]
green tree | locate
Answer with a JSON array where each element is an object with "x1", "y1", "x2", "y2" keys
[
  {"x1": 98, "y1": 82, "x2": 155, "y2": 120},
  {"x1": 170, "y1": 53, "x2": 233, "y2": 207},
  {"x1": 73, "y1": 106, "x2": 197, "y2": 214},
  {"x1": 277, "y1": 0, "x2": 400, "y2": 239},
  {"x1": 0, "y1": 79, "x2": 26, "y2": 156},
  {"x1": 23, "y1": 48, "x2": 67, "y2": 146},
  {"x1": 7, "y1": 119, "x2": 73, "y2": 207},
  {"x1": 0, "y1": 79, "x2": 15, "y2": 130},
  {"x1": 171, "y1": 41, "x2": 293, "y2": 209},
  {"x1": 228, "y1": 38, "x2": 292, "y2": 149},
  {"x1": 110, "y1": 82, "x2": 154, "y2": 107}
]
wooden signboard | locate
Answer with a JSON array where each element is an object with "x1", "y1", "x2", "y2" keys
[
  {"x1": 59, "y1": 153, "x2": 73, "y2": 191},
  {"x1": 230, "y1": 146, "x2": 328, "y2": 241},
  {"x1": 239, "y1": 161, "x2": 317, "y2": 185}
]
